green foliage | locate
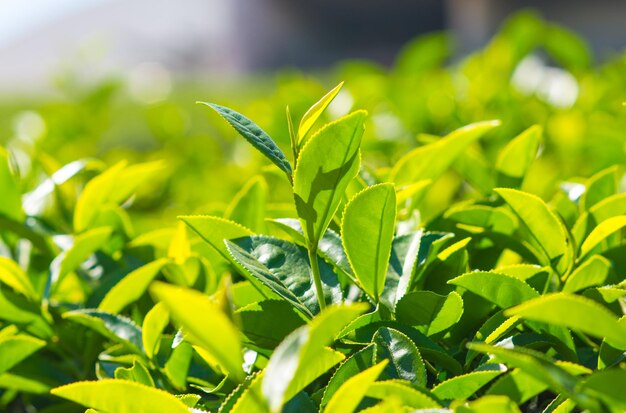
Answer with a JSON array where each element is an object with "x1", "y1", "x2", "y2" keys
[{"x1": 0, "y1": 11, "x2": 624, "y2": 413}]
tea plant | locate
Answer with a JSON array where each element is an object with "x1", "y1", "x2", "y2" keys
[{"x1": 0, "y1": 76, "x2": 624, "y2": 413}]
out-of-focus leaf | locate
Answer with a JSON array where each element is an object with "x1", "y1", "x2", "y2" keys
[
  {"x1": 562, "y1": 255, "x2": 610, "y2": 293},
  {"x1": 99, "y1": 258, "x2": 169, "y2": 314},
  {"x1": 180, "y1": 215, "x2": 253, "y2": 261},
  {"x1": 114, "y1": 360, "x2": 154, "y2": 387},
  {"x1": 225, "y1": 176, "x2": 268, "y2": 233},
  {"x1": 579, "y1": 216, "x2": 626, "y2": 259},
  {"x1": 0, "y1": 257, "x2": 38, "y2": 300},
  {"x1": 495, "y1": 125, "x2": 541, "y2": 188},
  {"x1": 390, "y1": 121, "x2": 500, "y2": 185},
  {"x1": 150, "y1": 282, "x2": 244, "y2": 381},
  {"x1": 0, "y1": 334, "x2": 45, "y2": 375},
  {"x1": 495, "y1": 188, "x2": 572, "y2": 275},
  {"x1": 142, "y1": 303, "x2": 169, "y2": 359}
]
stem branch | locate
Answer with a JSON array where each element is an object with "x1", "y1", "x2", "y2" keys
[{"x1": 307, "y1": 244, "x2": 327, "y2": 311}]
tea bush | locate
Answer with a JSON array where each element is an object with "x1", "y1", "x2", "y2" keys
[{"x1": 0, "y1": 11, "x2": 625, "y2": 413}]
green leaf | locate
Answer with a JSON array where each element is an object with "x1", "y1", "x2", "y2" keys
[
  {"x1": 342, "y1": 183, "x2": 396, "y2": 300},
  {"x1": 580, "y1": 166, "x2": 619, "y2": 212},
  {"x1": 165, "y1": 341, "x2": 192, "y2": 390},
  {"x1": 432, "y1": 367, "x2": 505, "y2": 400},
  {"x1": 50, "y1": 226, "x2": 113, "y2": 294},
  {"x1": 0, "y1": 148, "x2": 23, "y2": 221},
  {"x1": 448, "y1": 271, "x2": 539, "y2": 309},
  {"x1": 114, "y1": 360, "x2": 155, "y2": 387},
  {"x1": 495, "y1": 188, "x2": 572, "y2": 275},
  {"x1": 486, "y1": 369, "x2": 546, "y2": 405},
  {"x1": 0, "y1": 372, "x2": 50, "y2": 394},
  {"x1": 298, "y1": 82, "x2": 344, "y2": 143},
  {"x1": 454, "y1": 395, "x2": 522, "y2": 413},
  {"x1": 320, "y1": 344, "x2": 376, "y2": 409},
  {"x1": 579, "y1": 368, "x2": 626, "y2": 410},
  {"x1": 395, "y1": 290, "x2": 463, "y2": 336},
  {"x1": 293, "y1": 110, "x2": 366, "y2": 245},
  {"x1": 150, "y1": 282, "x2": 244, "y2": 381},
  {"x1": 0, "y1": 257, "x2": 38, "y2": 300},
  {"x1": 74, "y1": 161, "x2": 164, "y2": 232},
  {"x1": 269, "y1": 218, "x2": 354, "y2": 282},
  {"x1": 199, "y1": 102, "x2": 293, "y2": 176},
  {"x1": 323, "y1": 360, "x2": 388, "y2": 413},
  {"x1": 142, "y1": 303, "x2": 169, "y2": 359},
  {"x1": 365, "y1": 381, "x2": 440, "y2": 409},
  {"x1": 505, "y1": 293, "x2": 626, "y2": 349},
  {"x1": 495, "y1": 125, "x2": 541, "y2": 188},
  {"x1": 50, "y1": 379, "x2": 190, "y2": 413},
  {"x1": 390, "y1": 120, "x2": 500, "y2": 185},
  {"x1": 562, "y1": 255, "x2": 610, "y2": 293},
  {"x1": 63, "y1": 309, "x2": 143, "y2": 353},
  {"x1": 236, "y1": 299, "x2": 306, "y2": 349},
  {"x1": 443, "y1": 205, "x2": 517, "y2": 234},
  {"x1": 180, "y1": 215, "x2": 253, "y2": 261},
  {"x1": 262, "y1": 304, "x2": 367, "y2": 411},
  {"x1": 579, "y1": 215, "x2": 626, "y2": 259},
  {"x1": 99, "y1": 258, "x2": 169, "y2": 314},
  {"x1": 388, "y1": 231, "x2": 449, "y2": 304},
  {"x1": 225, "y1": 176, "x2": 268, "y2": 233},
  {"x1": 373, "y1": 327, "x2": 427, "y2": 386},
  {"x1": 225, "y1": 236, "x2": 342, "y2": 317},
  {"x1": 467, "y1": 343, "x2": 599, "y2": 411},
  {"x1": 0, "y1": 334, "x2": 45, "y2": 375},
  {"x1": 229, "y1": 371, "x2": 269, "y2": 413}
]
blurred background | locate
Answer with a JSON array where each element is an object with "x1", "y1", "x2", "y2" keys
[{"x1": 0, "y1": 0, "x2": 625, "y2": 228}]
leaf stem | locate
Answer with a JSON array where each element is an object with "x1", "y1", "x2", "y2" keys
[{"x1": 307, "y1": 244, "x2": 327, "y2": 311}]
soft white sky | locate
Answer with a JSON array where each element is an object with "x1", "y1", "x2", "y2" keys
[{"x1": 0, "y1": 0, "x2": 107, "y2": 47}]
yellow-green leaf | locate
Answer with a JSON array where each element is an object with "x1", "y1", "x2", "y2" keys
[
  {"x1": 298, "y1": 81, "x2": 344, "y2": 143},
  {"x1": 324, "y1": 360, "x2": 388, "y2": 413},
  {"x1": 495, "y1": 188, "x2": 571, "y2": 275},
  {"x1": 505, "y1": 293, "x2": 626, "y2": 349},
  {"x1": 150, "y1": 282, "x2": 244, "y2": 381},
  {"x1": 390, "y1": 120, "x2": 500, "y2": 185},
  {"x1": 342, "y1": 183, "x2": 396, "y2": 300},
  {"x1": 51, "y1": 379, "x2": 190, "y2": 413},
  {"x1": 293, "y1": 110, "x2": 366, "y2": 246}
]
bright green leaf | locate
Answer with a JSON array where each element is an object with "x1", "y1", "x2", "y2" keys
[
  {"x1": 293, "y1": 110, "x2": 366, "y2": 245},
  {"x1": 390, "y1": 120, "x2": 500, "y2": 185},
  {"x1": 495, "y1": 125, "x2": 541, "y2": 188},
  {"x1": 395, "y1": 290, "x2": 464, "y2": 336},
  {"x1": 342, "y1": 183, "x2": 396, "y2": 300},
  {"x1": 99, "y1": 258, "x2": 169, "y2": 314},
  {"x1": 51, "y1": 379, "x2": 190, "y2": 413},
  {"x1": 150, "y1": 282, "x2": 245, "y2": 381},
  {"x1": 495, "y1": 188, "x2": 571, "y2": 275},
  {"x1": 298, "y1": 82, "x2": 344, "y2": 143},
  {"x1": 505, "y1": 293, "x2": 626, "y2": 349},
  {"x1": 323, "y1": 360, "x2": 388, "y2": 413}
]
